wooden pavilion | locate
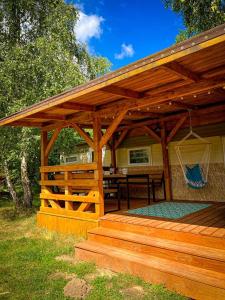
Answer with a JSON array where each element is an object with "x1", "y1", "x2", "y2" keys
[{"x1": 1, "y1": 24, "x2": 225, "y2": 299}]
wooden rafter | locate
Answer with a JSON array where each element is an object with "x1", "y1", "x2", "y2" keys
[
  {"x1": 101, "y1": 85, "x2": 144, "y2": 99},
  {"x1": 99, "y1": 110, "x2": 127, "y2": 148},
  {"x1": 57, "y1": 102, "x2": 95, "y2": 111},
  {"x1": 125, "y1": 111, "x2": 161, "y2": 119},
  {"x1": 163, "y1": 61, "x2": 201, "y2": 82},
  {"x1": 97, "y1": 78, "x2": 225, "y2": 116},
  {"x1": 71, "y1": 123, "x2": 94, "y2": 149},
  {"x1": 45, "y1": 127, "x2": 62, "y2": 157},
  {"x1": 42, "y1": 112, "x2": 93, "y2": 131},
  {"x1": 114, "y1": 129, "x2": 129, "y2": 149},
  {"x1": 167, "y1": 115, "x2": 188, "y2": 143},
  {"x1": 168, "y1": 101, "x2": 197, "y2": 110},
  {"x1": 143, "y1": 125, "x2": 161, "y2": 143},
  {"x1": 28, "y1": 112, "x2": 66, "y2": 121},
  {"x1": 117, "y1": 101, "x2": 225, "y2": 132}
]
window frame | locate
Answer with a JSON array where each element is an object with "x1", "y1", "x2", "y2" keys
[{"x1": 127, "y1": 146, "x2": 152, "y2": 166}]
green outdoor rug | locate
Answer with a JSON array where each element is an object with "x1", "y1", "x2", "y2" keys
[{"x1": 127, "y1": 202, "x2": 211, "y2": 219}]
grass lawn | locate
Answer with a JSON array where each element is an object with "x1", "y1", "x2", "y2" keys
[{"x1": 0, "y1": 197, "x2": 187, "y2": 300}]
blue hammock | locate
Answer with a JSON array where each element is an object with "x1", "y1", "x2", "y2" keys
[{"x1": 185, "y1": 164, "x2": 207, "y2": 189}]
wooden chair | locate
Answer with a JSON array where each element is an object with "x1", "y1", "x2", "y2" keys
[{"x1": 103, "y1": 178, "x2": 121, "y2": 212}]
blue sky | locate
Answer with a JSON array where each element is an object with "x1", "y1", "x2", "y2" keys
[{"x1": 71, "y1": 0, "x2": 184, "y2": 70}]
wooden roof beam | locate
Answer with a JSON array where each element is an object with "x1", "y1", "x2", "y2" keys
[
  {"x1": 97, "y1": 77, "x2": 225, "y2": 116},
  {"x1": 125, "y1": 111, "x2": 162, "y2": 119},
  {"x1": 118, "y1": 101, "x2": 225, "y2": 132},
  {"x1": 101, "y1": 85, "x2": 145, "y2": 99},
  {"x1": 11, "y1": 121, "x2": 43, "y2": 127},
  {"x1": 162, "y1": 61, "x2": 201, "y2": 82},
  {"x1": 56, "y1": 102, "x2": 95, "y2": 111},
  {"x1": 26, "y1": 112, "x2": 66, "y2": 121},
  {"x1": 168, "y1": 101, "x2": 198, "y2": 110}
]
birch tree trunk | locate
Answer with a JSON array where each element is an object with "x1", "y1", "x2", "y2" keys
[
  {"x1": 21, "y1": 151, "x2": 33, "y2": 208},
  {"x1": 3, "y1": 160, "x2": 20, "y2": 207}
]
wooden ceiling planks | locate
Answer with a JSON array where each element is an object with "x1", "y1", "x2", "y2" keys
[{"x1": 0, "y1": 23, "x2": 224, "y2": 129}]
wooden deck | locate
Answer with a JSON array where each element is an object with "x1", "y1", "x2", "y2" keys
[
  {"x1": 104, "y1": 200, "x2": 225, "y2": 239},
  {"x1": 76, "y1": 200, "x2": 225, "y2": 299}
]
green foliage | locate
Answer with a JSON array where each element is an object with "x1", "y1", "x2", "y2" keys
[
  {"x1": 0, "y1": 0, "x2": 111, "y2": 204},
  {"x1": 163, "y1": 0, "x2": 225, "y2": 42}
]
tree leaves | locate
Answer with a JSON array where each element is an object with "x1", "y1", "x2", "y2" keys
[{"x1": 163, "y1": 0, "x2": 225, "y2": 42}]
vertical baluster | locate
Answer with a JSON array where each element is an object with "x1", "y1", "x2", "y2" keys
[{"x1": 65, "y1": 171, "x2": 73, "y2": 210}]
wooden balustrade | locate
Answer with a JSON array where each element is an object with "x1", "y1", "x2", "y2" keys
[{"x1": 39, "y1": 163, "x2": 100, "y2": 220}]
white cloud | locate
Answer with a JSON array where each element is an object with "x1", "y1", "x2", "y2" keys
[
  {"x1": 115, "y1": 43, "x2": 135, "y2": 60},
  {"x1": 75, "y1": 10, "x2": 104, "y2": 44}
]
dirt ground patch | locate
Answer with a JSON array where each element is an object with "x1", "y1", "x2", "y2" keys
[
  {"x1": 55, "y1": 254, "x2": 79, "y2": 264},
  {"x1": 63, "y1": 277, "x2": 91, "y2": 299},
  {"x1": 84, "y1": 267, "x2": 116, "y2": 282},
  {"x1": 120, "y1": 285, "x2": 146, "y2": 299},
  {"x1": 48, "y1": 271, "x2": 76, "y2": 281}
]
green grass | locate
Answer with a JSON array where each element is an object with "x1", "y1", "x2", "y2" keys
[{"x1": 0, "y1": 199, "x2": 187, "y2": 300}]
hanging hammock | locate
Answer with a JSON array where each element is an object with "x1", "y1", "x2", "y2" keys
[{"x1": 175, "y1": 111, "x2": 211, "y2": 189}]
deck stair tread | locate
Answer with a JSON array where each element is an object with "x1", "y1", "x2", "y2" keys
[
  {"x1": 100, "y1": 216, "x2": 225, "y2": 249},
  {"x1": 88, "y1": 227, "x2": 225, "y2": 262},
  {"x1": 76, "y1": 240, "x2": 225, "y2": 289}
]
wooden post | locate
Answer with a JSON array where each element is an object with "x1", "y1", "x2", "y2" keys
[
  {"x1": 111, "y1": 134, "x2": 117, "y2": 170},
  {"x1": 40, "y1": 130, "x2": 49, "y2": 207},
  {"x1": 160, "y1": 122, "x2": 172, "y2": 201},
  {"x1": 93, "y1": 116, "x2": 104, "y2": 216}
]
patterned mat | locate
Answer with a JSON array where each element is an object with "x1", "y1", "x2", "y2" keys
[{"x1": 127, "y1": 202, "x2": 211, "y2": 219}]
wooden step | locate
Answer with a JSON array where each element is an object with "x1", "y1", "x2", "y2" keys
[
  {"x1": 75, "y1": 240, "x2": 225, "y2": 300},
  {"x1": 100, "y1": 217, "x2": 225, "y2": 249},
  {"x1": 88, "y1": 227, "x2": 225, "y2": 272}
]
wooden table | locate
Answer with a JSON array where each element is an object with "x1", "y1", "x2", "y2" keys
[{"x1": 103, "y1": 173, "x2": 152, "y2": 210}]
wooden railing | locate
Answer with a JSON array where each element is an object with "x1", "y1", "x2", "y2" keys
[{"x1": 39, "y1": 163, "x2": 101, "y2": 220}]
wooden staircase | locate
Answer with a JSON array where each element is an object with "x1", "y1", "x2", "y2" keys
[{"x1": 75, "y1": 214, "x2": 225, "y2": 300}]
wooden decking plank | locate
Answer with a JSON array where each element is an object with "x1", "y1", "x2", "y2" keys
[
  {"x1": 170, "y1": 206, "x2": 217, "y2": 231},
  {"x1": 200, "y1": 218, "x2": 225, "y2": 236},
  {"x1": 190, "y1": 208, "x2": 225, "y2": 234},
  {"x1": 182, "y1": 207, "x2": 225, "y2": 233},
  {"x1": 212, "y1": 227, "x2": 225, "y2": 238}
]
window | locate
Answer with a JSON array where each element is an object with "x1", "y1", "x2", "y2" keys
[
  {"x1": 65, "y1": 156, "x2": 78, "y2": 163},
  {"x1": 128, "y1": 147, "x2": 151, "y2": 165}
]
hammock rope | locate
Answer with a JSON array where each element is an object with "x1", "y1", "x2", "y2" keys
[{"x1": 175, "y1": 110, "x2": 211, "y2": 189}]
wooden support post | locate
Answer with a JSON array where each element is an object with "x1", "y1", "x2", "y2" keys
[
  {"x1": 111, "y1": 134, "x2": 117, "y2": 170},
  {"x1": 160, "y1": 122, "x2": 172, "y2": 201},
  {"x1": 93, "y1": 116, "x2": 104, "y2": 216},
  {"x1": 40, "y1": 131, "x2": 49, "y2": 207},
  {"x1": 65, "y1": 171, "x2": 73, "y2": 210}
]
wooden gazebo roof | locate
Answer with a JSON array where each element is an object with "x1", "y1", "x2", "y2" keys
[{"x1": 0, "y1": 23, "x2": 225, "y2": 132}]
